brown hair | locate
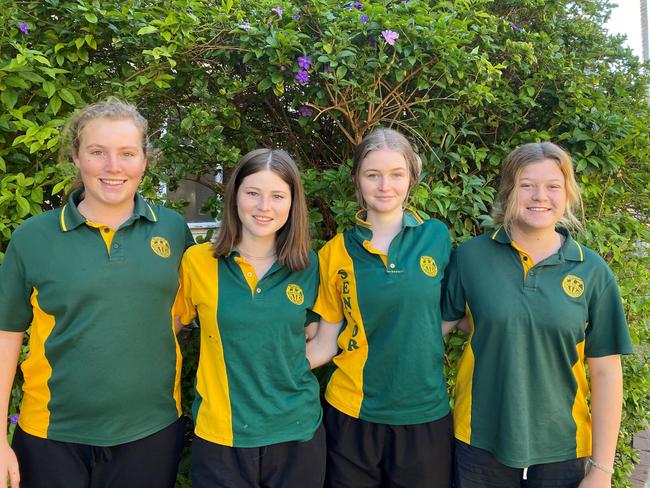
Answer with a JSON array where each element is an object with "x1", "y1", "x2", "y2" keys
[
  {"x1": 212, "y1": 148, "x2": 311, "y2": 271},
  {"x1": 491, "y1": 142, "x2": 584, "y2": 231},
  {"x1": 60, "y1": 98, "x2": 154, "y2": 196},
  {"x1": 352, "y1": 127, "x2": 422, "y2": 207}
]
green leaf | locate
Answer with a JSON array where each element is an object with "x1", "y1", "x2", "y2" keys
[
  {"x1": 336, "y1": 65, "x2": 347, "y2": 79},
  {"x1": 137, "y1": 26, "x2": 159, "y2": 35},
  {"x1": 1, "y1": 90, "x2": 18, "y2": 109},
  {"x1": 84, "y1": 13, "x2": 98, "y2": 23},
  {"x1": 59, "y1": 88, "x2": 76, "y2": 105},
  {"x1": 49, "y1": 95, "x2": 62, "y2": 115},
  {"x1": 42, "y1": 81, "x2": 56, "y2": 98},
  {"x1": 257, "y1": 78, "x2": 272, "y2": 91}
]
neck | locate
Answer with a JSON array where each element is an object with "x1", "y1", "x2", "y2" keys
[
  {"x1": 77, "y1": 199, "x2": 134, "y2": 230},
  {"x1": 366, "y1": 207, "x2": 403, "y2": 239},
  {"x1": 237, "y1": 234, "x2": 277, "y2": 260},
  {"x1": 510, "y1": 225, "x2": 562, "y2": 254}
]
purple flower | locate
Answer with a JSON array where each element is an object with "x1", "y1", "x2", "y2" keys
[
  {"x1": 368, "y1": 38, "x2": 377, "y2": 47},
  {"x1": 295, "y1": 70, "x2": 309, "y2": 84},
  {"x1": 297, "y1": 55, "x2": 312, "y2": 69},
  {"x1": 510, "y1": 23, "x2": 521, "y2": 31},
  {"x1": 381, "y1": 30, "x2": 399, "y2": 45},
  {"x1": 9, "y1": 414, "x2": 19, "y2": 425},
  {"x1": 272, "y1": 6, "x2": 283, "y2": 18},
  {"x1": 19, "y1": 22, "x2": 29, "y2": 35},
  {"x1": 292, "y1": 12, "x2": 301, "y2": 20},
  {"x1": 361, "y1": 14, "x2": 369, "y2": 23},
  {"x1": 239, "y1": 21, "x2": 251, "y2": 31},
  {"x1": 354, "y1": 1, "x2": 363, "y2": 9},
  {"x1": 298, "y1": 106, "x2": 313, "y2": 117}
]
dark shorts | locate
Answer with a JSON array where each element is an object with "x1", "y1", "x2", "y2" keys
[
  {"x1": 454, "y1": 440, "x2": 587, "y2": 488},
  {"x1": 191, "y1": 422, "x2": 326, "y2": 488},
  {"x1": 12, "y1": 418, "x2": 184, "y2": 488},
  {"x1": 324, "y1": 403, "x2": 453, "y2": 488}
]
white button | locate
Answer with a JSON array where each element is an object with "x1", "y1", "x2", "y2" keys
[
  {"x1": 256, "y1": 288, "x2": 262, "y2": 293},
  {"x1": 389, "y1": 263, "x2": 395, "y2": 269},
  {"x1": 246, "y1": 272, "x2": 252, "y2": 277}
]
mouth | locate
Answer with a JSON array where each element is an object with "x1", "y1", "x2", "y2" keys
[
  {"x1": 253, "y1": 215, "x2": 273, "y2": 223},
  {"x1": 526, "y1": 207, "x2": 551, "y2": 212},
  {"x1": 100, "y1": 178, "x2": 127, "y2": 186}
]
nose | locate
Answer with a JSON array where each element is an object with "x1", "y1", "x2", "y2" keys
[
  {"x1": 104, "y1": 153, "x2": 120, "y2": 172},
  {"x1": 378, "y1": 175, "x2": 388, "y2": 191},
  {"x1": 531, "y1": 185, "x2": 547, "y2": 201},
  {"x1": 257, "y1": 194, "x2": 271, "y2": 210}
]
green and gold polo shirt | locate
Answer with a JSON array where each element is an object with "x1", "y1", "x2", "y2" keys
[
  {"x1": 0, "y1": 188, "x2": 194, "y2": 446},
  {"x1": 313, "y1": 210, "x2": 452, "y2": 425},
  {"x1": 175, "y1": 242, "x2": 322, "y2": 447},
  {"x1": 442, "y1": 226, "x2": 633, "y2": 468}
]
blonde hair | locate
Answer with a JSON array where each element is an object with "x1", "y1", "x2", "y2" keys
[
  {"x1": 491, "y1": 142, "x2": 584, "y2": 231},
  {"x1": 212, "y1": 149, "x2": 311, "y2": 272},
  {"x1": 352, "y1": 127, "x2": 422, "y2": 207}
]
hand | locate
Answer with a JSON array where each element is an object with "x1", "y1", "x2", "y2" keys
[
  {"x1": 578, "y1": 465, "x2": 612, "y2": 488},
  {"x1": 0, "y1": 440, "x2": 20, "y2": 488}
]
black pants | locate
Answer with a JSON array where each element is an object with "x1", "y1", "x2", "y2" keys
[
  {"x1": 324, "y1": 404, "x2": 453, "y2": 488},
  {"x1": 12, "y1": 418, "x2": 184, "y2": 488},
  {"x1": 454, "y1": 440, "x2": 587, "y2": 488},
  {"x1": 192, "y1": 422, "x2": 326, "y2": 488}
]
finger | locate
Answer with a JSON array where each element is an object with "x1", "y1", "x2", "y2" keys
[{"x1": 9, "y1": 468, "x2": 20, "y2": 488}]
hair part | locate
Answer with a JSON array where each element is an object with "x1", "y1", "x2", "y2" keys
[
  {"x1": 212, "y1": 148, "x2": 311, "y2": 271},
  {"x1": 352, "y1": 127, "x2": 422, "y2": 207},
  {"x1": 491, "y1": 142, "x2": 584, "y2": 232}
]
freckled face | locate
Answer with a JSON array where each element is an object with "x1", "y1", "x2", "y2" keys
[
  {"x1": 72, "y1": 118, "x2": 146, "y2": 213},
  {"x1": 357, "y1": 149, "x2": 410, "y2": 217},
  {"x1": 513, "y1": 158, "x2": 567, "y2": 233},
  {"x1": 236, "y1": 170, "x2": 292, "y2": 242}
]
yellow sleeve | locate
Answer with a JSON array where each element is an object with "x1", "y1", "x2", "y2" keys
[
  {"x1": 313, "y1": 235, "x2": 344, "y2": 324},
  {"x1": 173, "y1": 251, "x2": 197, "y2": 325}
]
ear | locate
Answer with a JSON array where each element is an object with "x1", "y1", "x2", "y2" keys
[{"x1": 72, "y1": 149, "x2": 81, "y2": 168}]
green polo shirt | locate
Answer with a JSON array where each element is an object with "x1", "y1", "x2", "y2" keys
[
  {"x1": 313, "y1": 210, "x2": 451, "y2": 425},
  {"x1": 442, "y1": 226, "x2": 633, "y2": 468},
  {"x1": 175, "y1": 242, "x2": 322, "y2": 447},
  {"x1": 0, "y1": 188, "x2": 194, "y2": 446}
]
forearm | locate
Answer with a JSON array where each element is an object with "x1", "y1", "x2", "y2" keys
[
  {"x1": 306, "y1": 319, "x2": 341, "y2": 369},
  {"x1": 581, "y1": 355, "x2": 623, "y2": 486},
  {"x1": 0, "y1": 332, "x2": 23, "y2": 437}
]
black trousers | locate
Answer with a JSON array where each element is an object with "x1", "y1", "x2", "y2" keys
[
  {"x1": 454, "y1": 440, "x2": 587, "y2": 488},
  {"x1": 191, "y1": 422, "x2": 326, "y2": 488},
  {"x1": 324, "y1": 404, "x2": 453, "y2": 488},
  {"x1": 12, "y1": 418, "x2": 184, "y2": 488}
]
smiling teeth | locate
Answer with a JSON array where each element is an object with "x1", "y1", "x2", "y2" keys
[
  {"x1": 528, "y1": 207, "x2": 549, "y2": 212},
  {"x1": 101, "y1": 179, "x2": 125, "y2": 186}
]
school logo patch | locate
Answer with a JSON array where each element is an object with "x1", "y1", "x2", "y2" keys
[
  {"x1": 420, "y1": 256, "x2": 438, "y2": 277},
  {"x1": 150, "y1": 236, "x2": 171, "y2": 258},
  {"x1": 562, "y1": 275, "x2": 584, "y2": 298},
  {"x1": 286, "y1": 284, "x2": 304, "y2": 305}
]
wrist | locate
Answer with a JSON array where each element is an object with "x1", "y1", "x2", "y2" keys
[{"x1": 587, "y1": 457, "x2": 614, "y2": 476}]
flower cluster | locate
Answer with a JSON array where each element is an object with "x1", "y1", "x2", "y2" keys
[
  {"x1": 361, "y1": 15, "x2": 369, "y2": 23},
  {"x1": 510, "y1": 23, "x2": 521, "y2": 31},
  {"x1": 295, "y1": 55, "x2": 312, "y2": 85},
  {"x1": 19, "y1": 22, "x2": 29, "y2": 35},
  {"x1": 10, "y1": 414, "x2": 19, "y2": 425},
  {"x1": 354, "y1": 1, "x2": 363, "y2": 9},
  {"x1": 298, "y1": 106, "x2": 313, "y2": 117},
  {"x1": 272, "y1": 6, "x2": 283, "y2": 18},
  {"x1": 381, "y1": 30, "x2": 399, "y2": 45}
]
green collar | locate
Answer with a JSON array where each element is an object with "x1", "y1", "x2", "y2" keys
[
  {"x1": 490, "y1": 226, "x2": 584, "y2": 262},
  {"x1": 59, "y1": 188, "x2": 158, "y2": 232}
]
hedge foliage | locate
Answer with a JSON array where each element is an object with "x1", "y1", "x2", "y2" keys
[{"x1": 1, "y1": 0, "x2": 648, "y2": 485}]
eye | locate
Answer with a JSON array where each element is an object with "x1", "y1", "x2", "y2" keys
[
  {"x1": 365, "y1": 173, "x2": 380, "y2": 180},
  {"x1": 121, "y1": 152, "x2": 135, "y2": 158},
  {"x1": 520, "y1": 183, "x2": 532, "y2": 189},
  {"x1": 272, "y1": 194, "x2": 285, "y2": 200},
  {"x1": 246, "y1": 191, "x2": 259, "y2": 197},
  {"x1": 90, "y1": 150, "x2": 104, "y2": 157}
]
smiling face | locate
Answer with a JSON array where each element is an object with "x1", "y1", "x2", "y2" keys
[
  {"x1": 236, "y1": 169, "x2": 292, "y2": 243},
  {"x1": 513, "y1": 158, "x2": 567, "y2": 234},
  {"x1": 72, "y1": 117, "x2": 147, "y2": 216},
  {"x1": 357, "y1": 149, "x2": 410, "y2": 219}
]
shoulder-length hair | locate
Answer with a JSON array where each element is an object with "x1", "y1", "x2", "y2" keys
[
  {"x1": 352, "y1": 127, "x2": 422, "y2": 207},
  {"x1": 212, "y1": 148, "x2": 311, "y2": 271},
  {"x1": 491, "y1": 142, "x2": 584, "y2": 232}
]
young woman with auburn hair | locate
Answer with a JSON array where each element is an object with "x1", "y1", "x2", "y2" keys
[
  {"x1": 443, "y1": 142, "x2": 632, "y2": 488},
  {"x1": 174, "y1": 148, "x2": 325, "y2": 488}
]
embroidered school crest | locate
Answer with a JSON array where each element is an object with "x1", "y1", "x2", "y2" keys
[
  {"x1": 419, "y1": 256, "x2": 438, "y2": 277},
  {"x1": 286, "y1": 284, "x2": 304, "y2": 305},
  {"x1": 562, "y1": 275, "x2": 584, "y2": 298},
  {"x1": 150, "y1": 236, "x2": 171, "y2": 258}
]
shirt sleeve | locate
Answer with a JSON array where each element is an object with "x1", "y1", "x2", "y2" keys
[
  {"x1": 441, "y1": 248, "x2": 466, "y2": 321},
  {"x1": 584, "y1": 276, "x2": 633, "y2": 357},
  {"x1": 312, "y1": 239, "x2": 344, "y2": 324},
  {"x1": 173, "y1": 252, "x2": 197, "y2": 326},
  {"x1": 0, "y1": 231, "x2": 34, "y2": 332},
  {"x1": 184, "y1": 225, "x2": 195, "y2": 249}
]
